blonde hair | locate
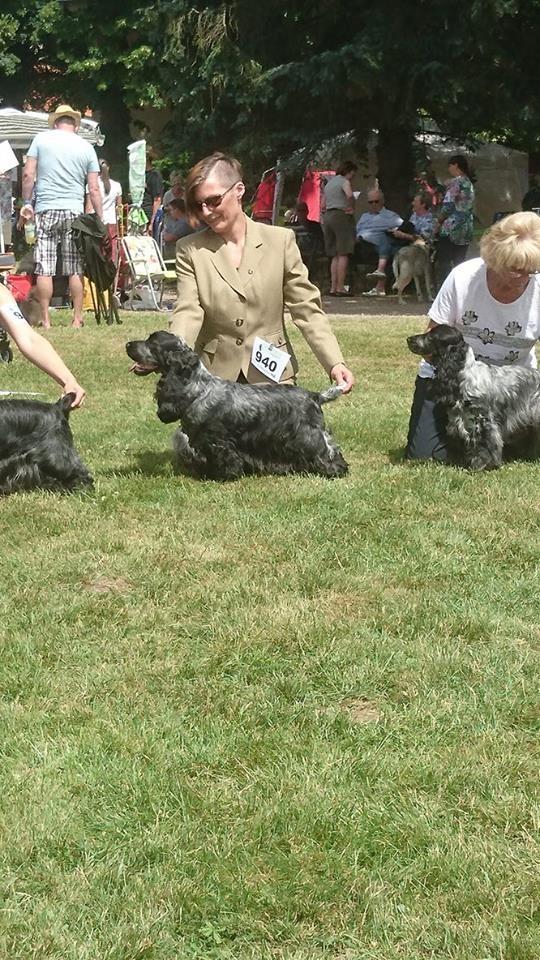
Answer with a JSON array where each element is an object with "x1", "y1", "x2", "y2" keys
[
  {"x1": 480, "y1": 212, "x2": 540, "y2": 273},
  {"x1": 185, "y1": 152, "x2": 243, "y2": 225}
]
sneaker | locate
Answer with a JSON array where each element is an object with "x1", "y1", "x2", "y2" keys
[
  {"x1": 366, "y1": 269, "x2": 387, "y2": 279},
  {"x1": 362, "y1": 287, "x2": 386, "y2": 297}
]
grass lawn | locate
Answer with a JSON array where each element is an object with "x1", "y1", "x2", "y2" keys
[{"x1": 0, "y1": 309, "x2": 538, "y2": 960}]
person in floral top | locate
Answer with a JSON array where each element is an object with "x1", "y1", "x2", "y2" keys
[{"x1": 434, "y1": 154, "x2": 475, "y2": 288}]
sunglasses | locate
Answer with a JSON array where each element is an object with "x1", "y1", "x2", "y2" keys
[{"x1": 193, "y1": 180, "x2": 241, "y2": 212}]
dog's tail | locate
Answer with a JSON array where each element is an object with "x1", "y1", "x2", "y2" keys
[{"x1": 318, "y1": 384, "x2": 346, "y2": 404}]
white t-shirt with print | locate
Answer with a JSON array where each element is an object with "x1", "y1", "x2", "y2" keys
[{"x1": 419, "y1": 257, "x2": 540, "y2": 378}]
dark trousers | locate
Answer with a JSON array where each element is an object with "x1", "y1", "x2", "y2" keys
[
  {"x1": 436, "y1": 237, "x2": 468, "y2": 289},
  {"x1": 353, "y1": 238, "x2": 379, "y2": 265},
  {"x1": 405, "y1": 376, "x2": 449, "y2": 462}
]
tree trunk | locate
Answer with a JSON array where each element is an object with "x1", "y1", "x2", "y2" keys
[
  {"x1": 95, "y1": 89, "x2": 132, "y2": 172},
  {"x1": 376, "y1": 124, "x2": 416, "y2": 217}
]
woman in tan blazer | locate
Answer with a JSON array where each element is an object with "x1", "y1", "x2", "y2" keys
[{"x1": 169, "y1": 153, "x2": 354, "y2": 391}]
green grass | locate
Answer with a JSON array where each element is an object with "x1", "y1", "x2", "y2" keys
[{"x1": 0, "y1": 310, "x2": 538, "y2": 960}]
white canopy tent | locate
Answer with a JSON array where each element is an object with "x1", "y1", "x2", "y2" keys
[
  {"x1": 0, "y1": 108, "x2": 104, "y2": 151},
  {"x1": 0, "y1": 108, "x2": 104, "y2": 249}
]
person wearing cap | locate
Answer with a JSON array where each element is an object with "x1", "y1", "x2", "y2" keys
[{"x1": 21, "y1": 104, "x2": 103, "y2": 329}]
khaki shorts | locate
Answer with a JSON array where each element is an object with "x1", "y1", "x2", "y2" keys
[{"x1": 323, "y1": 209, "x2": 355, "y2": 257}]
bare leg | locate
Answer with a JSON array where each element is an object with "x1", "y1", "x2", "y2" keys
[
  {"x1": 69, "y1": 274, "x2": 84, "y2": 327},
  {"x1": 330, "y1": 257, "x2": 338, "y2": 293},
  {"x1": 335, "y1": 255, "x2": 348, "y2": 292},
  {"x1": 35, "y1": 275, "x2": 53, "y2": 329}
]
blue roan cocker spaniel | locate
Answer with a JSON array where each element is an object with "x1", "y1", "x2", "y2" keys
[
  {"x1": 407, "y1": 324, "x2": 540, "y2": 469},
  {"x1": 127, "y1": 330, "x2": 348, "y2": 480}
]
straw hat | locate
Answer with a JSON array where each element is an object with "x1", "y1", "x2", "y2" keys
[{"x1": 48, "y1": 104, "x2": 82, "y2": 128}]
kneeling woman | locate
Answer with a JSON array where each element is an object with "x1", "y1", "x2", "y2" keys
[
  {"x1": 168, "y1": 153, "x2": 354, "y2": 393},
  {"x1": 405, "y1": 212, "x2": 540, "y2": 461}
]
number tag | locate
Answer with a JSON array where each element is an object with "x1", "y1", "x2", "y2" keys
[
  {"x1": 251, "y1": 336, "x2": 291, "y2": 383},
  {"x1": 1, "y1": 304, "x2": 25, "y2": 324}
]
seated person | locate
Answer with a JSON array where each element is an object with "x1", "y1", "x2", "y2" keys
[
  {"x1": 355, "y1": 189, "x2": 402, "y2": 296},
  {"x1": 364, "y1": 192, "x2": 435, "y2": 296},
  {"x1": 162, "y1": 171, "x2": 184, "y2": 210},
  {"x1": 162, "y1": 198, "x2": 196, "y2": 259}
]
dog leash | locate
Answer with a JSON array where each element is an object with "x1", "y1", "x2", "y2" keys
[{"x1": 0, "y1": 390, "x2": 48, "y2": 397}]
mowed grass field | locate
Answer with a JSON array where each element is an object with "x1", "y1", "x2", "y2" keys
[{"x1": 0, "y1": 310, "x2": 538, "y2": 960}]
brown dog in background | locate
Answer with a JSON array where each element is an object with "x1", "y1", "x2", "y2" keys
[{"x1": 392, "y1": 239, "x2": 433, "y2": 304}]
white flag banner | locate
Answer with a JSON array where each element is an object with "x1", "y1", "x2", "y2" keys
[{"x1": 127, "y1": 139, "x2": 146, "y2": 208}]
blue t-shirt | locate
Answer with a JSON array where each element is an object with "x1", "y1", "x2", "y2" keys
[
  {"x1": 27, "y1": 130, "x2": 100, "y2": 214},
  {"x1": 355, "y1": 207, "x2": 402, "y2": 245}
]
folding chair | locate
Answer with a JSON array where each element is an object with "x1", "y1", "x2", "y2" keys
[{"x1": 120, "y1": 234, "x2": 176, "y2": 311}]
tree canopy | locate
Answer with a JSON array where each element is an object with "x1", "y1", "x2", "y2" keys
[{"x1": 2, "y1": 0, "x2": 540, "y2": 204}]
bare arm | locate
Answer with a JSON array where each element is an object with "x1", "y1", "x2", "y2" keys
[
  {"x1": 392, "y1": 228, "x2": 414, "y2": 241},
  {"x1": 21, "y1": 156, "x2": 37, "y2": 217},
  {"x1": 87, "y1": 172, "x2": 103, "y2": 220},
  {"x1": 0, "y1": 285, "x2": 85, "y2": 406},
  {"x1": 149, "y1": 194, "x2": 162, "y2": 233}
]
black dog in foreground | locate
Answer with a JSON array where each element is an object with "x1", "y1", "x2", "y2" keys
[
  {"x1": 407, "y1": 323, "x2": 540, "y2": 469},
  {"x1": 0, "y1": 394, "x2": 93, "y2": 494},
  {"x1": 126, "y1": 330, "x2": 348, "y2": 480}
]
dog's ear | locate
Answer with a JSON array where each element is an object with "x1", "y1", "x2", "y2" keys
[
  {"x1": 157, "y1": 405, "x2": 179, "y2": 424},
  {"x1": 431, "y1": 324, "x2": 464, "y2": 348},
  {"x1": 167, "y1": 348, "x2": 200, "y2": 372}
]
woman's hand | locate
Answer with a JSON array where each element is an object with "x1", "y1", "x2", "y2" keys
[
  {"x1": 330, "y1": 363, "x2": 354, "y2": 393},
  {"x1": 62, "y1": 379, "x2": 86, "y2": 408}
]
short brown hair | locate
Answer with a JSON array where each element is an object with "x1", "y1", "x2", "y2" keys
[
  {"x1": 185, "y1": 153, "x2": 243, "y2": 224},
  {"x1": 414, "y1": 192, "x2": 431, "y2": 210},
  {"x1": 336, "y1": 160, "x2": 358, "y2": 177}
]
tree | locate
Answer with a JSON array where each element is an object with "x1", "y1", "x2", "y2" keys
[
  {"x1": 3, "y1": 1, "x2": 540, "y2": 209},
  {"x1": 146, "y1": 0, "x2": 540, "y2": 208},
  {"x1": 0, "y1": 0, "x2": 159, "y2": 166}
]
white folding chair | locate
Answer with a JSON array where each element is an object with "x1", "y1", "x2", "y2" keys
[{"x1": 120, "y1": 235, "x2": 176, "y2": 311}]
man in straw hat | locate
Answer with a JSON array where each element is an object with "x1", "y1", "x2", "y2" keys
[{"x1": 21, "y1": 104, "x2": 103, "y2": 329}]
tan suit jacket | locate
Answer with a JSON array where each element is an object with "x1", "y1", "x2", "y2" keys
[{"x1": 169, "y1": 216, "x2": 344, "y2": 384}]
